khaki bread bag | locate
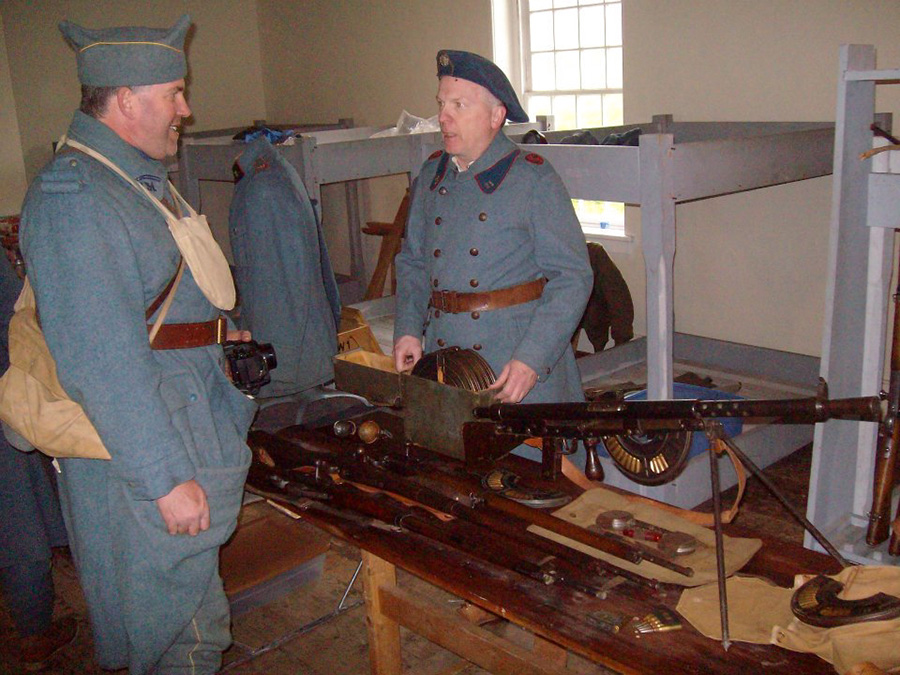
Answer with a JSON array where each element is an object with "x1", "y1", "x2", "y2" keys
[{"x1": 0, "y1": 260, "x2": 184, "y2": 459}]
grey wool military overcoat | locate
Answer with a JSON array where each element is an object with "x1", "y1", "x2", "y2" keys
[
  {"x1": 395, "y1": 131, "x2": 593, "y2": 404},
  {"x1": 20, "y1": 111, "x2": 257, "y2": 673},
  {"x1": 229, "y1": 136, "x2": 341, "y2": 397}
]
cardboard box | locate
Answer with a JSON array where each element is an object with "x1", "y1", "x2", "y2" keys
[
  {"x1": 333, "y1": 348, "x2": 402, "y2": 407},
  {"x1": 337, "y1": 306, "x2": 383, "y2": 355}
]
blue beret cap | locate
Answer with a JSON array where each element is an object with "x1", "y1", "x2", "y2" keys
[
  {"x1": 59, "y1": 15, "x2": 191, "y2": 87},
  {"x1": 437, "y1": 49, "x2": 528, "y2": 124}
]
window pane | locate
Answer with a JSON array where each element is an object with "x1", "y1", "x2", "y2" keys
[
  {"x1": 531, "y1": 52, "x2": 555, "y2": 90},
  {"x1": 556, "y1": 50, "x2": 580, "y2": 90},
  {"x1": 607, "y1": 46, "x2": 623, "y2": 88},
  {"x1": 577, "y1": 94, "x2": 604, "y2": 128},
  {"x1": 580, "y1": 49, "x2": 606, "y2": 89},
  {"x1": 553, "y1": 94, "x2": 577, "y2": 131},
  {"x1": 603, "y1": 92, "x2": 624, "y2": 126},
  {"x1": 554, "y1": 0, "x2": 577, "y2": 7},
  {"x1": 530, "y1": 10, "x2": 554, "y2": 52},
  {"x1": 579, "y1": 5, "x2": 605, "y2": 48},
  {"x1": 554, "y1": 8, "x2": 579, "y2": 50},
  {"x1": 527, "y1": 95, "x2": 552, "y2": 121},
  {"x1": 578, "y1": 0, "x2": 604, "y2": 5},
  {"x1": 530, "y1": 0, "x2": 552, "y2": 10},
  {"x1": 605, "y1": 2, "x2": 622, "y2": 46},
  {"x1": 575, "y1": 199, "x2": 626, "y2": 237}
]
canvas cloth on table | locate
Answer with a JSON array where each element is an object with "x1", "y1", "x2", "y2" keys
[
  {"x1": 676, "y1": 565, "x2": 900, "y2": 674},
  {"x1": 528, "y1": 485, "x2": 762, "y2": 587}
]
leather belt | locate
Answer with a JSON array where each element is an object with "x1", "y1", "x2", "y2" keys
[
  {"x1": 430, "y1": 278, "x2": 546, "y2": 314},
  {"x1": 148, "y1": 316, "x2": 227, "y2": 350}
]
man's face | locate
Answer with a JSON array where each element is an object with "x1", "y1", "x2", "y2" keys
[
  {"x1": 437, "y1": 76, "x2": 505, "y2": 167},
  {"x1": 128, "y1": 80, "x2": 191, "y2": 160}
]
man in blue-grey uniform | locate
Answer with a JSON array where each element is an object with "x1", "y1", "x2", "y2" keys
[
  {"x1": 393, "y1": 50, "x2": 592, "y2": 416},
  {"x1": 19, "y1": 16, "x2": 256, "y2": 674},
  {"x1": 229, "y1": 136, "x2": 342, "y2": 397}
]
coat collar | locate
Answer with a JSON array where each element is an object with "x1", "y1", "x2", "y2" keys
[
  {"x1": 67, "y1": 111, "x2": 169, "y2": 198},
  {"x1": 430, "y1": 132, "x2": 519, "y2": 194}
]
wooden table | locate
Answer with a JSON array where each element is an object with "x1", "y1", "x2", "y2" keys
[{"x1": 256, "y1": 422, "x2": 842, "y2": 675}]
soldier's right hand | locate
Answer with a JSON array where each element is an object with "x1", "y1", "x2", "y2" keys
[
  {"x1": 393, "y1": 335, "x2": 423, "y2": 373},
  {"x1": 155, "y1": 479, "x2": 210, "y2": 536}
]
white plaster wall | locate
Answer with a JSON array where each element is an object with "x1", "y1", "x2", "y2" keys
[
  {"x1": 623, "y1": 0, "x2": 900, "y2": 356},
  {"x1": 0, "y1": 0, "x2": 268, "y2": 182}
]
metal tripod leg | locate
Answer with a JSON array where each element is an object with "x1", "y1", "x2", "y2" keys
[
  {"x1": 722, "y1": 438, "x2": 850, "y2": 568},
  {"x1": 220, "y1": 558, "x2": 365, "y2": 673},
  {"x1": 707, "y1": 432, "x2": 731, "y2": 651}
]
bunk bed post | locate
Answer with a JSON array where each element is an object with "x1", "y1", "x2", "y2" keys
[
  {"x1": 808, "y1": 44, "x2": 895, "y2": 563},
  {"x1": 639, "y1": 131, "x2": 676, "y2": 400}
]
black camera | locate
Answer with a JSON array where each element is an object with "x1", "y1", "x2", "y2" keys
[{"x1": 223, "y1": 340, "x2": 277, "y2": 396}]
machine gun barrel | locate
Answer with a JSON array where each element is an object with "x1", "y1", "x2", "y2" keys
[{"x1": 474, "y1": 395, "x2": 882, "y2": 436}]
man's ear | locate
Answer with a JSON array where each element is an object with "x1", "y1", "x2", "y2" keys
[
  {"x1": 490, "y1": 104, "x2": 507, "y2": 130},
  {"x1": 115, "y1": 87, "x2": 135, "y2": 118}
]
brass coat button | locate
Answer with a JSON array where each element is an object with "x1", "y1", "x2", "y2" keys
[
  {"x1": 469, "y1": 279, "x2": 479, "y2": 288},
  {"x1": 435, "y1": 217, "x2": 442, "y2": 225},
  {"x1": 469, "y1": 248, "x2": 479, "y2": 256},
  {"x1": 433, "y1": 249, "x2": 441, "y2": 257},
  {"x1": 478, "y1": 212, "x2": 487, "y2": 222},
  {"x1": 433, "y1": 279, "x2": 439, "y2": 287},
  {"x1": 471, "y1": 311, "x2": 480, "y2": 320},
  {"x1": 439, "y1": 187, "x2": 448, "y2": 195},
  {"x1": 473, "y1": 344, "x2": 482, "y2": 351},
  {"x1": 437, "y1": 338, "x2": 446, "y2": 347}
]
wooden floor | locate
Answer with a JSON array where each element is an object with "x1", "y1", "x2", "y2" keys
[{"x1": 0, "y1": 444, "x2": 818, "y2": 675}]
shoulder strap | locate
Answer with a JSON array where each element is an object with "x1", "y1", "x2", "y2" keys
[
  {"x1": 58, "y1": 137, "x2": 177, "y2": 224},
  {"x1": 145, "y1": 257, "x2": 185, "y2": 320}
]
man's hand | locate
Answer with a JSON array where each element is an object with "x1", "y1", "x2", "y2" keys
[
  {"x1": 155, "y1": 479, "x2": 210, "y2": 536},
  {"x1": 226, "y1": 329, "x2": 251, "y2": 342},
  {"x1": 488, "y1": 359, "x2": 538, "y2": 403},
  {"x1": 393, "y1": 335, "x2": 423, "y2": 373}
]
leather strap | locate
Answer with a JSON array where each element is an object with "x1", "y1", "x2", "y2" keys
[
  {"x1": 145, "y1": 257, "x2": 184, "y2": 321},
  {"x1": 430, "y1": 278, "x2": 546, "y2": 314},
  {"x1": 148, "y1": 316, "x2": 227, "y2": 350}
]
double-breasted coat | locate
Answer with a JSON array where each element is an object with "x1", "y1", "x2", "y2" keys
[
  {"x1": 20, "y1": 111, "x2": 256, "y2": 673},
  {"x1": 229, "y1": 136, "x2": 341, "y2": 397},
  {"x1": 395, "y1": 131, "x2": 592, "y2": 405}
]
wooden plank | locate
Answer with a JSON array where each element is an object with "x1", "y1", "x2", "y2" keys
[
  {"x1": 362, "y1": 551, "x2": 402, "y2": 675},
  {"x1": 532, "y1": 635, "x2": 568, "y2": 668},
  {"x1": 378, "y1": 584, "x2": 570, "y2": 675}
]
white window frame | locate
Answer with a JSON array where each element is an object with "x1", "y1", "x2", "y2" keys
[{"x1": 493, "y1": 0, "x2": 629, "y2": 242}]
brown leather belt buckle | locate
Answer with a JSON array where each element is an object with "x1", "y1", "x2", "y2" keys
[
  {"x1": 432, "y1": 290, "x2": 458, "y2": 313},
  {"x1": 216, "y1": 315, "x2": 226, "y2": 344}
]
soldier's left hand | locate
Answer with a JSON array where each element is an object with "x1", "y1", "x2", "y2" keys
[
  {"x1": 227, "y1": 329, "x2": 251, "y2": 342},
  {"x1": 489, "y1": 359, "x2": 537, "y2": 403}
]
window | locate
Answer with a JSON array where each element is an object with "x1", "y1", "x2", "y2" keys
[{"x1": 497, "y1": 0, "x2": 626, "y2": 238}]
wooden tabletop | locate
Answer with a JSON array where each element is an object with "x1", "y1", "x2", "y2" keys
[{"x1": 255, "y1": 417, "x2": 841, "y2": 674}]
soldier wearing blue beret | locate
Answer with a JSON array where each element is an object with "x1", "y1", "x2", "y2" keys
[
  {"x1": 18, "y1": 15, "x2": 255, "y2": 674},
  {"x1": 394, "y1": 51, "x2": 592, "y2": 417}
]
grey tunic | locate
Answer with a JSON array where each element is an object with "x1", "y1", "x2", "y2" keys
[
  {"x1": 20, "y1": 111, "x2": 256, "y2": 673},
  {"x1": 394, "y1": 131, "x2": 592, "y2": 404},
  {"x1": 229, "y1": 136, "x2": 341, "y2": 396}
]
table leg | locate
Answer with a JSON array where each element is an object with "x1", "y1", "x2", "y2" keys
[{"x1": 362, "y1": 550, "x2": 402, "y2": 675}]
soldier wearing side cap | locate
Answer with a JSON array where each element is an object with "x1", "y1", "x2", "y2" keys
[
  {"x1": 18, "y1": 16, "x2": 255, "y2": 674},
  {"x1": 394, "y1": 50, "x2": 592, "y2": 418}
]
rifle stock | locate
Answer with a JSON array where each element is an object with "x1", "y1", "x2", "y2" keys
[{"x1": 867, "y1": 278, "x2": 900, "y2": 547}]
